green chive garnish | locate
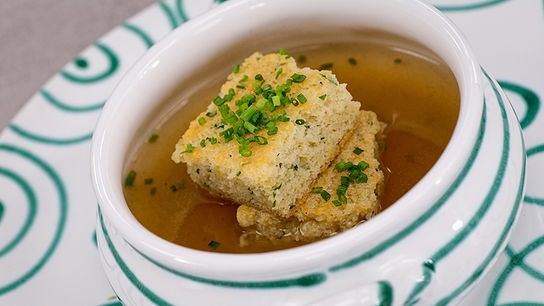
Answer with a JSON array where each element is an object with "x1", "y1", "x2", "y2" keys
[
  {"x1": 170, "y1": 181, "x2": 185, "y2": 192},
  {"x1": 144, "y1": 178, "x2": 154, "y2": 185},
  {"x1": 233, "y1": 64, "x2": 240, "y2": 73},
  {"x1": 297, "y1": 93, "x2": 307, "y2": 104},
  {"x1": 318, "y1": 62, "x2": 333, "y2": 70},
  {"x1": 124, "y1": 170, "x2": 136, "y2": 187},
  {"x1": 353, "y1": 147, "x2": 364, "y2": 155},
  {"x1": 184, "y1": 144, "x2": 195, "y2": 153},
  {"x1": 290, "y1": 73, "x2": 306, "y2": 83},
  {"x1": 348, "y1": 57, "x2": 357, "y2": 65},
  {"x1": 275, "y1": 68, "x2": 283, "y2": 79},
  {"x1": 198, "y1": 117, "x2": 206, "y2": 125},
  {"x1": 148, "y1": 133, "x2": 159, "y2": 143},
  {"x1": 319, "y1": 94, "x2": 327, "y2": 100},
  {"x1": 208, "y1": 240, "x2": 220, "y2": 249},
  {"x1": 295, "y1": 119, "x2": 306, "y2": 125}
]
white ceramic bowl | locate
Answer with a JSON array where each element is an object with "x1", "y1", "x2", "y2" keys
[{"x1": 91, "y1": 0, "x2": 526, "y2": 304}]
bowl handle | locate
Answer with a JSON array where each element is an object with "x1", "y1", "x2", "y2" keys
[{"x1": 308, "y1": 259, "x2": 435, "y2": 306}]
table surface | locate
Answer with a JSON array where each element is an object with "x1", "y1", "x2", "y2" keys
[{"x1": 0, "y1": 0, "x2": 155, "y2": 131}]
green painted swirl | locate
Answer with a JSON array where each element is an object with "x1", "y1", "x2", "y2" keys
[
  {"x1": 60, "y1": 43, "x2": 119, "y2": 84},
  {"x1": 122, "y1": 23, "x2": 155, "y2": 48},
  {"x1": 0, "y1": 168, "x2": 37, "y2": 258},
  {"x1": 159, "y1": 0, "x2": 188, "y2": 29},
  {"x1": 524, "y1": 144, "x2": 544, "y2": 206},
  {"x1": 378, "y1": 281, "x2": 394, "y2": 306},
  {"x1": 498, "y1": 81, "x2": 540, "y2": 129},
  {"x1": 434, "y1": 0, "x2": 511, "y2": 11},
  {"x1": 436, "y1": 70, "x2": 526, "y2": 305},
  {"x1": 0, "y1": 144, "x2": 68, "y2": 295},
  {"x1": 488, "y1": 238, "x2": 544, "y2": 305},
  {"x1": 9, "y1": 124, "x2": 92, "y2": 145},
  {"x1": 99, "y1": 210, "x2": 324, "y2": 304},
  {"x1": 0, "y1": 201, "x2": 3, "y2": 224},
  {"x1": 41, "y1": 89, "x2": 104, "y2": 112},
  {"x1": 99, "y1": 211, "x2": 326, "y2": 290},
  {"x1": 100, "y1": 214, "x2": 171, "y2": 305},
  {"x1": 132, "y1": 243, "x2": 326, "y2": 288}
]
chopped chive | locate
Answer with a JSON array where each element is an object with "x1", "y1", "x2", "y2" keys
[
  {"x1": 295, "y1": 119, "x2": 306, "y2": 125},
  {"x1": 200, "y1": 139, "x2": 207, "y2": 147},
  {"x1": 239, "y1": 145, "x2": 252, "y2": 157},
  {"x1": 236, "y1": 84, "x2": 246, "y2": 89},
  {"x1": 348, "y1": 57, "x2": 357, "y2": 65},
  {"x1": 213, "y1": 96, "x2": 225, "y2": 106},
  {"x1": 297, "y1": 55, "x2": 307, "y2": 64},
  {"x1": 208, "y1": 240, "x2": 220, "y2": 249},
  {"x1": 236, "y1": 171, "x2": 242, "y2": 176},
  {"x1": 358, "y1": 161, "x2": 369, "y2": 170},
  {"x1": 208, "y1": 136, "x2": 218, "y2": 144},
  {"x1": 296, "y1": 93, "x2": 307, "y2": 104},
  {"x1": 272, "y1": 95, "x2": 281, "y2": 106},
  {"x1": 335, "y1": 161, "x2": 353, "y2": 172},
  {"x1": 275, "y1": 68, "x2": 283, "y2": 79},
  {"x1": 394, "y1": 58, "x2": 402, "y2": 64},
  {"x1": 198, "y1": 117, "x2": 207, "y2": 125},
  {"x1": 319, "y1": 94, "x2": 327, "y2": 100},
  {"x1": 290, "y1": 73, "x2": 306, "y2": 83},
  {"x1": 149, "y1": 187, "x2": 157, "y2": 195},
  {"x1": 170, "y1": 181, "x2": 185, "y2": 192},
  {"x1": 124, "y1": 170, "x2": 136, "y2": 187},
  {"x1": 320, "y1": 190, "x2": 331, "y2": 201},
  {"x1": 148, "y1": 133, "x2": 159, "y2": 143},
  {"x1": 332, "y1": 200, "x2": 342, "y2": 207},
  {"x1": 353, "y1": 147, "x2": 364, "y2": 155},
  {"x1": 206, "y1": 111, "x2": 217, "y2": 117},
  {"x1": 232, "y1": 64, "x2": 240, "y2": 73},
  {"x1": 320, "y1": 73, "x2": 338, "y2": 85},
  {"x1": 183, "y1": 144, "x2": 195, "y2": 153},
  {"x1": 278, "y1": 49, "x2": 287, "y2": 55},
  {"x1": 144, "y1": 178, "x2": 154, "y2": 185},
  {"x1": 318, "y1": 62, "x2": 333, "y2": 70}
]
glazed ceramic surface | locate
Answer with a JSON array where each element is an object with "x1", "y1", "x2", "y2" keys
[
  {"x1": 91, "y1": 0, "x2": 525, "y2": 304},
  {"x1": 0, "y1": 0, "x2": 542, "y2": 305}
]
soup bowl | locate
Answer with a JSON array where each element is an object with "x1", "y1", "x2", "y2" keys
[{"x1": 91, "y1": 0, "x2": 526, "y2": 304}]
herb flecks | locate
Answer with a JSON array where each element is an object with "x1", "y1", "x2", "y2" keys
[
  {"x1": 208, "y1": 240, "x2": 220, "y2": 249},
  {"x1": 170, "y1": 181, "x2": 185, "y2": 192},
  {"x1": 312, "y1": 160, "x2": 370, "y2": 206},
  {"x1": 148, "y1": 133, "x2": 159, "y2": 143},
  {"x1": 124, "y1": 170, "x2": 136, "y2": 187},
  {"x1": 318, "y1": 62, "x2": 333, "y2": 70},
  {"x1": 210, "y1": 50, "x2": 308, "y2": 157}
]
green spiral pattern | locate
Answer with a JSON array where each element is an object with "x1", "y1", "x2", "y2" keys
[
  {"x1": 0, "y1": 144, "x2": 68, "y2": 295},
  {"x1": 0, "y1": 0, "x2": 543, "y2": 304},
  {"x1": 431, "y1": 0, "x2": 511, "y2": 11}
]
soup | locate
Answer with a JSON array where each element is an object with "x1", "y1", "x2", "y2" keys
[{"x1": 123, "y1": 40, "x2": 459, "y2": 253}]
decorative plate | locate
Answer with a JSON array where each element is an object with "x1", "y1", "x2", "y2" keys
[{"x1": 0, "y1": 0, "x2": 542, "y2": 304}]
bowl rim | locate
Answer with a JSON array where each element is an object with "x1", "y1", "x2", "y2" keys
[{"x1": 91, "y1": 0, "x2": 483, "y2": 279}]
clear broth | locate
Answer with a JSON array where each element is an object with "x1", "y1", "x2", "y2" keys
[{"x1": 123, "y1": 41, "x2": 460, "y2": 253}]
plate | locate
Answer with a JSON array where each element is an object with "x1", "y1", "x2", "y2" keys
[{"x1": 0, "y1": 0, "x2": 542, "y2": 304}]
